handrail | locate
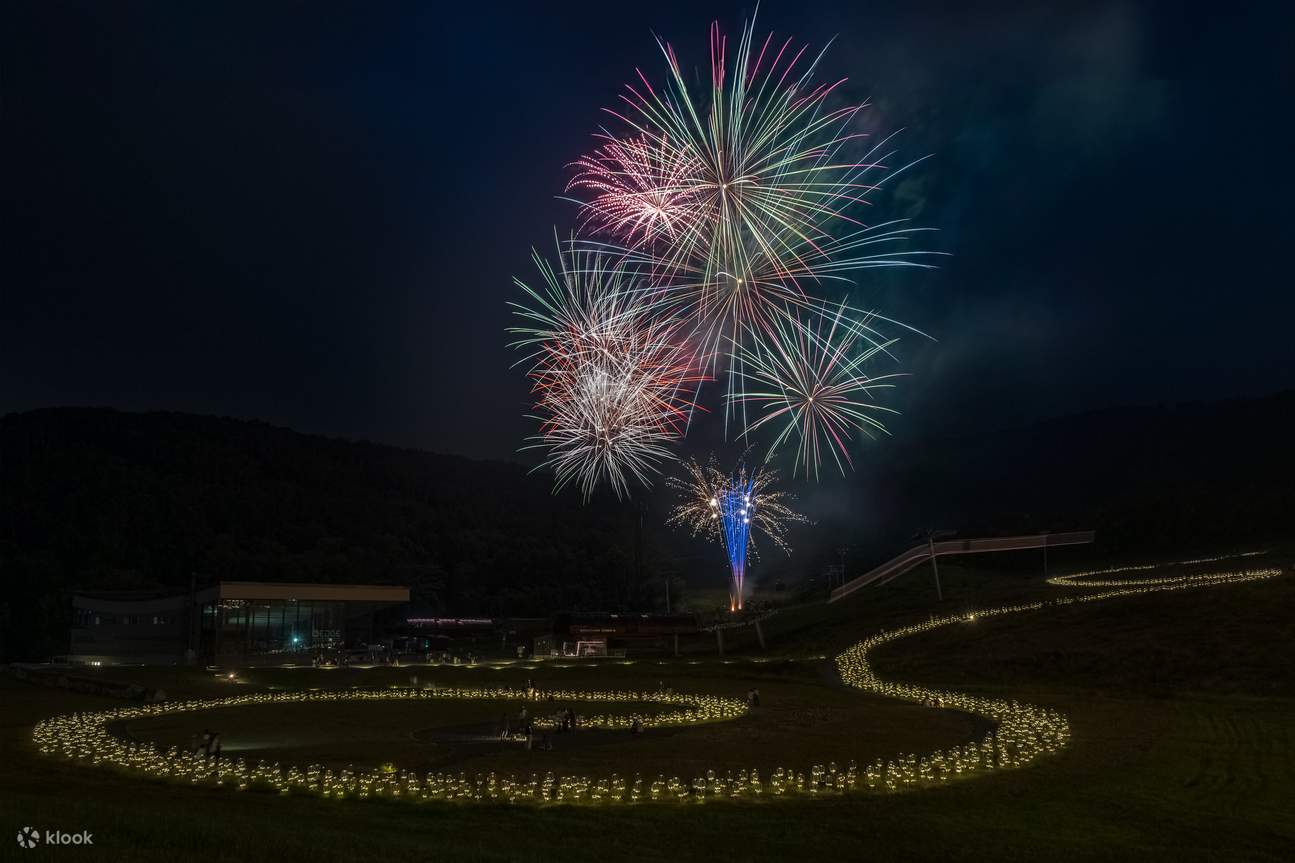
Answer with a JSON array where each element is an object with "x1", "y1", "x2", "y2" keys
[{"x1": 828, "y1": 531, "x2": 1096, "y2": 604}]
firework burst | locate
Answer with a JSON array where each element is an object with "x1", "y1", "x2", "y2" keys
[
  {"x1": 591, "y1": 221, "x2": 931, "y2": 436},
  {"x1": 668, "y1": 455, "x2": 807, "y2": 610},
  {"x1": 574, "y1": 18, "x2": 937, "y2": 279},
  {"x1": 733, "y1": 302, "x2": 903, "y2": 478},
  {"x1": 566, "y1": 135, "x2": 706, "y2": 248},
  {"x1": 510, "y1": 243, "x2": 709, "y2": 499},
  {"x1": 510, "y1": 12, "x2": 938, "y2": 499},
  {"x1": 565, "y1": 13, "x2": 937, "y2": 437}
]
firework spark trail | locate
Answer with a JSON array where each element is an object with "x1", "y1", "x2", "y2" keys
[
  {"x1": 668, "y1": 456, "x2": 807, "y2": 610},
  {"x1": 569, "y1": 15, "x2": 939, "y2": 288},
  {"x1": 512, "y1": 11, "x2": 939, "y2": 498},
  {"x1": 732, "y1": 302, "x2": 904, "y2": 478},
  {"x1": 577, "y1": 220, "x2": 933, "y2": 439},
  {"x1": 715, "y1": 474, "x2": 757, "y2": 613},
  {"x1": 566, "y1": 135, "x2": 707, "y2": 249},
  {"x1": 564, "y1": 12, "x2": 939, "y2": 442},
  {"x1": 509, "y1": 243, "x2": 710, "y2": 500}
]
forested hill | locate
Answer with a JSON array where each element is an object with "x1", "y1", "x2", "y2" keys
[
  {"x1": 4, "y1": 393, "x2": 1294, "y2": 660},
  {"x1": 0, "y1": 408, "x2": 645, "y2": 659}
]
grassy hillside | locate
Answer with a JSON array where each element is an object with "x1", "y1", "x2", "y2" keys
[{"x1": 2, "y1": 553, "x2": 1291, "y2": 861}]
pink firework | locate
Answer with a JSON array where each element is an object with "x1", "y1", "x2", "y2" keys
[
  {"x1": 567, "y1": 17, "x2": 918, "y2": 290},
  {"x1": 562, "y1": 15, "x2": 934, "y2": 439},
  {"x1": 510, "y1": 11, "x2": 938, "y2": 499},
  {"x1": 567, "y1": 135, "x2": 706, "y2": 248}
]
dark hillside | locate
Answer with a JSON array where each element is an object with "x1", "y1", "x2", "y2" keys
[
  {"x1": 4, "y1": 392, "x2": 1293, "y2": 660},
  {"x1": 0, "y1": 408, "x2": 645, "y2": 659}
]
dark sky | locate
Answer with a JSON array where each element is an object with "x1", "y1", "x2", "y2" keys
[{"x1": 5, "y1": 1, "x2": 1293, "y2": 462}]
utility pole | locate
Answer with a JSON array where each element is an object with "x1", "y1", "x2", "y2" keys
[{"x1": 928, "y1": 534, "x2": 943, "y2": 601}]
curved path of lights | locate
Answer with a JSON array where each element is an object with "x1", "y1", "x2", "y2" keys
[{"x1": 31, "y1": 557, "x2": 1281, "y2": 805}]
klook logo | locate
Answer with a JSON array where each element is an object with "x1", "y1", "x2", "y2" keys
[{"x1": 16, "y1": 827, "x2": 94, "y2": 849}]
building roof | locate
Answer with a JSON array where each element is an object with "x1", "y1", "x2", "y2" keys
[
  {"x1": 72, "y1": 592, "x2": 190, "y2": 613},
  {"x1": 195, "y1": 582, "x2": 410, "y2": 603},
  {"x1": 74, "y1": 581, "x2": 410, "y2": 610}
]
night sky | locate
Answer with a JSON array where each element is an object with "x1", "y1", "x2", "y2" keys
[{"x1": 5, "y1": 1, "x2": 1293, "y2": 462}]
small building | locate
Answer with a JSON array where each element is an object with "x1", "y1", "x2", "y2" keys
[
  {"x1": 555, "y1": 612, "x2": 699, "y2": 639},
  {"x1": 70, "y1": 581, "x2": 409, "y2": 666},
  {"x1": 397, "y1": 615, "x2": 551, "y2": 659},
  {"x1": 69, "y1": 589, "x2": 191, "y2": 666},
  {"x1": 542, "y1": 612, "x2": 699, "y2": 657}
]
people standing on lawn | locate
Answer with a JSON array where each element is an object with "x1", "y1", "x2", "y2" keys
[{"x1": 197, "y1": 731, "x2": 222, "y2": 761}]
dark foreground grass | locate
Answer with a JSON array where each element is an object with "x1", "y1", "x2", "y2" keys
[{"x1": 3, "y1": 554, "x2": 1293, "y2": 862}]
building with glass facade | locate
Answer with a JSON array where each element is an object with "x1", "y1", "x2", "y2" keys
[
  {"x1": 196, "y1": 581, "x2": 409, "y2": 662},
  {"x1": 69, "y1": 581, "x2": 409, "y2": 665}
]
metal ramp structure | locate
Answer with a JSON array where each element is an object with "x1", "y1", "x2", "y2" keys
[{"x1": 828, "y1": 531, "x2": 1096, "y2": 604}]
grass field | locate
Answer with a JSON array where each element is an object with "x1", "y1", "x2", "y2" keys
[{"x1": 4, "y1": 551, "x2": 1294, "y2": 862}]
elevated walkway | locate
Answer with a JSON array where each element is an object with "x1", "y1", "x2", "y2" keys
[{"x1": 828, "y1": 531, "x2": 1096, "y2": 604}]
